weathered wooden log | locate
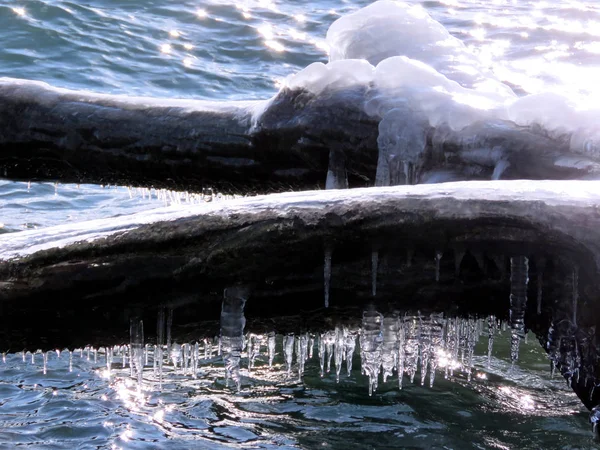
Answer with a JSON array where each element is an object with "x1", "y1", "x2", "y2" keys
[
  {"x1": 1, "y1": 180, "x2": 600, "y2": 408},
  {"x1": 2, "y1": 78, "x2": 600, "y2": 193}
]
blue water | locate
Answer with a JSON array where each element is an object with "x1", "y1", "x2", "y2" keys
[{"x1": 1, "y1": 0, "x2": 599, "y2": 447}]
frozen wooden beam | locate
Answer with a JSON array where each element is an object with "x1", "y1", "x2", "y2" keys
[
  {"x1": 1, "y1": 180, "x2": 600, "y2": 409},
  {"x1": 1, "y1": 78, "x2": 600, "y2": 193}
]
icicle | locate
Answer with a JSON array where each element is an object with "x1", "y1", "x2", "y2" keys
[
  {"x1": 283, "y1": 334, "x2": 294, "y2": 377},
  {"x1": 487, "y1": 315, "x2": 496, "y2": 369},
  {"x1": 397, "y1": 319, "x2": 406, "y2": 389},
  {"x1": 435, "y1": 250, "x2": 443, "y2": 282},
  {"x1": 218, "y1": 337, "x2": 222, "y2": 356},
  {"x1": 403, "y1": 315, "x2": 419, "y2": 383},
  {"x1": 324, "y1": 330, "x2": 335, "y2": 373},
  {"x1": 105, "y1": 347, "x2": 113, "y2": 379},
  {"x1": 43, "y1": 352, "x2": 48, "y2": 375},
  {"x1": 308, "y1": 335, "x2": 315, "y2": 360},
  {"x1": 248, "y1": 334, "x2": 262, "y2": 370},
  {"x1": 156, "y1": 308, "x2": 165, "y2": 389},
  {"x1": 360, "y1": 309, "x2": 384, "y2": 395},
  {"x1": 183, "y1": 343, "x2": 191, "y2": 374},
  {"x1": 203, "y1": 338, "x2": 212, "y2": 360},
  {"x1": 1, "y1": 353, "x2": 5, "y2": 364},
  {"x1": 220, "y1": 287, "x2": 248, "y2": 391},
  {"x1": 192, "y1": 342, "x2": 199, "y2": 378},
  {"x1": 419, "y1": 314, "x2": 432, "y2": 385},
  {"x1": 510, "y1": 256, "x2": 529, "y2": 365},
  {"x1": 166, "y1": 308, "x2": 173, "y2": 357},
  {"x1": 22, "y1": 351, "x2": 25, "y2": 363},
  {"x1": 145, "y1": 344, "x2": 149, "y2": 366},
  {"x1": 94, "y1": 348, "x2": 98, "y2": 364},
  {"x1": 319, "y1": 333, "x2": 326, "y2": 377},
  {"x1": 334, "y1": 326, "x2": 345, "y2": 382},
  {"x1": 492, "y1": 159, "x2": 510, "y2": 180},
  {"x1": 325, "y1": 148, "x2": 348, "y2": 189},
  {"x1": 130, "y1": 318, "x2": 144, "y2": 389},
  {"x1": 123, "y1": 346, "x2": 128, "y2": 370},
  {"x1": 267, "y1": 332, "x2": 276, "y2": 368},
  {"x1": 464, "y1": 319, "x2": 478, "y2": 381},
  {"x1": 31, "y1": 351, "x2": 35, "y2": 364},
  {"x1": 371, "y1": 250, "x2": 379, "y2": 297},
  {"x1": 324, "y1": 246, "x2": 332, "y2": 308},
  {"x1": 537, "y1": 257, "x2": 546, "y2": 315},
  {"x1": 296, "y1": 334, "x2": 309, "y2": 380},
  {"x1": 429, "y1": 313, "x2": 444, "y2": 388},
  {"x1": 381, "y1": 314, "x2": 399, "y2": 383},
  {"x1": 454, "y1": 247, "x2": 465, "y2": 278},
  {"x1": 344, "y1": 328, "x2": 357, "y2": 377},
  {"x1": 444, "y1": 319, "x2": 457, "y2": 379},
  {"x1": 86, "y1": 347, "x2": 91, "y2": 361}
]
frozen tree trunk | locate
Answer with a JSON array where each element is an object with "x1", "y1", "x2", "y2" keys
[
  {"x1": 0, "y1": 78, "x2": 378, "y2": 193},
  {"x1": 1, "y1": 78, "x2": 600, "y2": 193},
  {"x1": 2, "y1": 180, "x2": 600, "y2": 414}
]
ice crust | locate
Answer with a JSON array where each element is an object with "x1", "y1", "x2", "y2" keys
[{"x1": 283, "y1": 0, "x2": 600, "y2": 164}]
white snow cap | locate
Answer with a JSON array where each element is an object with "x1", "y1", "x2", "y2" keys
[
  {"x1": 283, "y1": 0, "x2": 600, "y2": 154},
  {"x1": 286, "y1": 0, "x2": 516, "y2": 131}
]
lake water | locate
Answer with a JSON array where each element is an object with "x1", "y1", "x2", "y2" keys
[{"x1": 0, "y1": 0, "x2": 599, "y2": 448}]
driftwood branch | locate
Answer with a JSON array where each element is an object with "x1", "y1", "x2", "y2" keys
[
  {"x1": 1, "y1": 180, "x2": 600, "y2": 408},
  {"x1": 1, "y1": 78, "x2": 600, "y2": 193}
]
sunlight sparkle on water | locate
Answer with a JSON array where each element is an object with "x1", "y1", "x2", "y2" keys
[
  {"x1": 160, "y1": 44, "x2": 172, "y2": 54},
  {"x1": 12, "y1": 7, "x2": 26, "y2": 16},
  {"x1": 265, "y1": 40, "x2": 285, "y2": 52},
  {"x1": 196, "y1": 9, "x2": 207, "y2": 19}
]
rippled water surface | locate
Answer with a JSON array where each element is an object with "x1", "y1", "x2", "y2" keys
[{"x1": 1, "y1": 0, "x2": 599, "y2": 447}]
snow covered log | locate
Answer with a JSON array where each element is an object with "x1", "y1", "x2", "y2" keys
[
  {"x1": 1, "y1": 180, "x2": 600, "y2": 408},
  {"x1": 1, "y1": 78, "x2": 600, "y2": 193}
]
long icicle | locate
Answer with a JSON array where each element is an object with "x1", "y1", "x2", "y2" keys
[
  {"x1": 509, "y1": 256, "x2": 529, "y2": 365},
  {"x1": 324, "y1": 246, "x2": 332, "y2": 308},
  {"x1": 371, "y1": 250, "x2": 379, "y2": 297},
  {"x1": 220, "y1": 286, "x2": 249, "y2": 391}
]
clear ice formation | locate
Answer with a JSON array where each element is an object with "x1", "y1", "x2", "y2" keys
[
  {"x1": 381, "y1": 314, "x2": 399, "y2": 383},
  {"x1": 509, "y1": 256, "x2": 529, "y2": 364},
  {"x1": 371, "y1": 250, "x2": 378, "y2": 297},
  {"x1": 267, "y1": 332, "x2": 276, "y2": 368},
  {"x1": 155, "y1": 308, "x2": 165, "y2": 388},
  {"x1": 360, "y1": 309, "x2": 384, "y2": 396},
  {"x1": 435, "y1": 250, "x2": 443, "y2": 282},
  {"x1": 248, "y1": 334, "x2": 264, "y2": 370},
  {"x1": 130, "y1": 319, "x2": 144, "y2": 388},
  {"x1": 296, "y1": 334, "x2": 309, "y2": 379},
  {"x1": 281, "y1": 1, "x2": 600, "y2": 191},
  {"x1": 344, "y1": 328, "x2": 357, "y2": 377},
  {"x1": 26, "y1": 313, "x2": 503, "y2": 398},
  {"x1": 487, "y1": 315, "x2": 496, "y2": 369},
  {"x1": 375, "y1": 109, "x2": 428, "y2": 186},
  {"x1": 325, "y1": 148, "x2": 348, "y2": 190},
  {"x1": 283, "y1": 334, "x2": 294, "y2": 377},
  {"x1": 220, "y1": 286, "x2": 248, "y2": 391}
]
